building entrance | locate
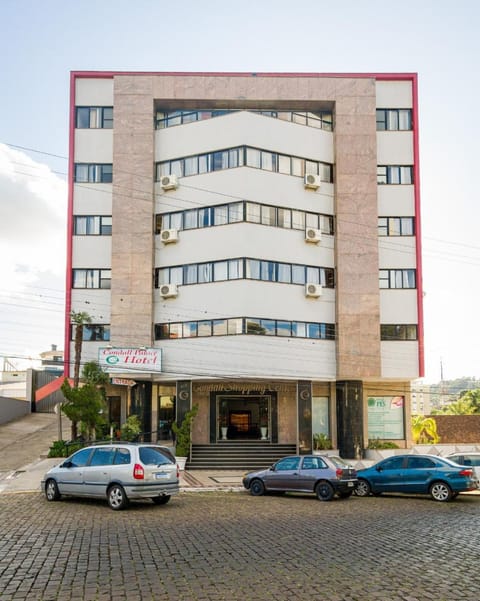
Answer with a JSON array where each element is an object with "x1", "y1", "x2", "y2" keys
[{"x1": 217, "y1": 395, "x2": 270, "y2": 441}]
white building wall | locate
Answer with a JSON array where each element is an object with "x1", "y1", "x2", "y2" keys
[
  {"x1": 376, "y1": 131, "x2": 413, "y2": 164},
  {"x1": 375, "y1": 81, "x2": 413, "y2": 108},
  {"x1": 75, "y1": 130, "x2": 113, "y2": 162},
  {"x1": 73, "y1": 184, "x2": 112, "y2": 214},
  {"x1": 381, "y1": 341, "x2": 418, "y2": 378},
  {"x1": 155, "y1": 112, "x2": 334, "y2": 163},
  {"x1": 72, "y1": 237, "x2": 112, "y2": 267},
  {"x1": 380, "y1": 290, "x2": 418, "y2": 323},
  {"x1": 377, "y1": 186, "x2": 415, "y2": 216},
  {"x1": 75, "y1": 78, "x2": 114, "y2": 105},
  {"x1": 378, "y1": 236, "x2": 416, "y2": 268}
]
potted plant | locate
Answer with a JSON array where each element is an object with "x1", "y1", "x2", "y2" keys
[
  {"x1": 219, "y1": 415, "x2": 228, "y2": 440},
  {"x1": 313, "y1": 433, "x2": 333, "y2": 454},
  {"x1": 172, "y1": 404, "x2": 199, "y2": 470}
]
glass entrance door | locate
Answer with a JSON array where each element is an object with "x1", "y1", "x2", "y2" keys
[{"x1": 217, "y1": 395, "x2": 270, "y2": 441}]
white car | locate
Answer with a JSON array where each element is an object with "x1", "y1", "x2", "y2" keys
[
  {"x1": 446, "y1": 452, "x2": 480, "y2": 486},
  {"x1": 41, "y1": 443, "x2": 179, "y2": 510}
]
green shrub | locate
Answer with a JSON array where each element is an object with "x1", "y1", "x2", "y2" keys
[
  {"x1": 120, "y1": 415, "x2": 142, "y2": 441},
  {"x1": 368, "y1": 438, "x2": 399, "y2": 450},
  {"x1": 313, "y1": 433, "x2": 333, "y2": 450}
]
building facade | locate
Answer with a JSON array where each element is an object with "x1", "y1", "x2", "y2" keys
[{"x1": 65, "y1": 72, "x2": 423, "y2": 459}]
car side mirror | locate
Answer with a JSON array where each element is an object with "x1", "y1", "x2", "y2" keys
[
  {"x1": 376, "y1": 466, "x2": 383, "y2": 472},
  {"x1": 62, "y1": 460, "x2": 73, "y2": 468},
  {"x1": 270, "y1": 464, "x2": 276, "y2": 471}
]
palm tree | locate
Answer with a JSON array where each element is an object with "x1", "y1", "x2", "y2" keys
[{"x1": 70, "y1": 311, "x2": 92, "y2": 388}]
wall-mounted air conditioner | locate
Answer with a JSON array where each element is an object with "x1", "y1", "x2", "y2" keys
[
  {"x1": 160, "y1": 229, "x2": 179, "y2": 244},
  {"x1": 304, "y1": 174, "x2": 321, "y2": 190},
  {"x1": 159, "y1": 284, "x2": 178, "y2": 299},
  {"x1": 305, "y1": 283, "x2": 322, "y2": 298},
  {"x1": 305, "y1": 228, "x2": 322, "y2": 243},
  {"x1": 160, "y1": 174, "x2": 178, "y2": 190}
]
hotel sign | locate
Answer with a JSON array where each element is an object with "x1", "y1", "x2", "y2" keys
[{"x1": 99, "y1": 348, "x2": 162, "y2": 373}]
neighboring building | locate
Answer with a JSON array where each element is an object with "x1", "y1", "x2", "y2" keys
[
  {"x1": 65, "y1": 71, "x2": 423, "y2": 459},
  {"x1": 411, "y1": 382, "x2": 431, "y2": 415},
  {"x1": 39, "y1": 344, "x2": 64, "y2": 372}
]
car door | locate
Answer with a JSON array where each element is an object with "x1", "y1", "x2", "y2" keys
[
  {"x1": 82, "y1": 447, "x2": 116, "y2": 497},
  {"x1": 404, "y1": 456, "x2": 437, "y2": 492},
  {"x1": 57, "y1": 447, "x2": 93, "y2": 495},
  {"x1": 297, "y1": 456, "x2": 328, "y2": 492},
  {"x1": 369, "y1": 456, "x2": 406, "y2": 492},
  {"x1": 263, "y1": 457, "x2": 301, "y2": 491}
]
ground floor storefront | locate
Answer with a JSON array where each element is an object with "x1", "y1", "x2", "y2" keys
[{"x1": 105, "y1": 378, "x2": 413, "y2": 460}]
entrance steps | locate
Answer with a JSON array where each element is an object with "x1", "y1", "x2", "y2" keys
[{"x1": 188, "y1": 442, "x2": 297, "y2": 470}]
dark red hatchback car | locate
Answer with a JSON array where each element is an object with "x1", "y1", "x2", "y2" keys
[{"x1": 243, "y1": 454, "x2": 357, "y2": 501}]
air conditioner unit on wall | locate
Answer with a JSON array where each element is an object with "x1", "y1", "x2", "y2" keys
[
  {"x1": 160, "y1": 174, "x2": 178, "y2": 190},
  {"x1": 305, "y1": 283, "x2": 322, "y2": 298},
  {"x1": 160, "y1": 284, "x2": 178, "y2": 299},
  {"x1": 160, "y1": 229, "x2": 179, "y2": 244},
  {"x1": 304, "y1": 173, "x2": 321, "y2": 190},
  {"x1": 305, "y1": 228, "x2": 322, "y2": 243}
]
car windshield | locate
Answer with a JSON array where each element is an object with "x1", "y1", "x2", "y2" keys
[{"x1": 139, "y1": 446, "x2": 175, "y2": 466}]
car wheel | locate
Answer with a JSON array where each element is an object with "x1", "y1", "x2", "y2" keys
[
  {"x1": 152, "y1": 495, "x2": 171, "y2": 505},
  {"x1": 338, "y1": 490, "x2": 353, "y2": 499},
  {"x1": 315, "y1": 481, "x2": 335, "y2": 501},
  {"x1": 249, "y1": 479, "x2": 265, "y2": 496},
  {"x1": 429, "y1": 481, "x2": 453, "y2": 502},
  {"x1": 107, "y1": 484, "x2": 129, "y2": 510},
  {"x1": 355, "y1": 479, "x2": 371, "y2": 497},
  {"x1": 45, "y1": 479, "x2": 61, "y2": 501}
]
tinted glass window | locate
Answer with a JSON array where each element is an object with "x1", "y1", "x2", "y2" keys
[
  {"x1": 380, "y1": 457, "x2": 404, "y2": 470},
  {"x1": 407, "y1": 457, "x2": 435, "y2": 469},
  {"x1": 68, "y1": 448, "x2": 92, "y2": 468},
  {"x1": 90, "y1": 448, "x2": 115, "y2": 466},
  {"x1": 139, "y1": 446, "x2": 175, "y2": 466},
  {"x1": 113, "y1": 448, "x2": 131, "y2": 465},
  {"x1": 301, "y1": 456, "x2": 326, "y2": 470},
  {"x1": 275, "y1": 457, "x2": 301, "y2": 471}
]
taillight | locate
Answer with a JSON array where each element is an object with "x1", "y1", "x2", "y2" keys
[
  {"x1": 177, "y1": 465, "x2": 180, "y2": 479},
  {"x1": 336, "y1": 468, "x2": 343, "y2": 478},
  {"x1": 459, "y1": 469, "x2": 473, "y2": 477},
  {"x1": 133, "y1": 463, "x2": 144, "y2": 479}
]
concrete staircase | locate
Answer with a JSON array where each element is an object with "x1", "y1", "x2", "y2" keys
[{"x1": 188, "y1": 442, "x2": 297, "y2": 470}]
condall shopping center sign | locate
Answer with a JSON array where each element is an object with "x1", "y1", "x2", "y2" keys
[{"x1": 98, "y1": 348, "x2": 162, "y2": 373}]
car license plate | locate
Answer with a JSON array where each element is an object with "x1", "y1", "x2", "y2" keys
[
  {"x1": 347, "y1": 481, "x2": 354, "y2": 487},
  {"x1": 155, "y1": 472, "x2": 168, "y2": 479}
]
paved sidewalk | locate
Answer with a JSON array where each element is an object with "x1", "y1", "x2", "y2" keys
[{"x1": 0, "y1": 413, "x2": 246, "y2": 494}]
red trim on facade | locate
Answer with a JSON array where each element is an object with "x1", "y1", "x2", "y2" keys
[
  {"x1": 411, "y1": 75, "x2": 424, "y2": 377},
  {"x1": 64, "y1": 73, "x2": 76, "y2": 377},
  {"x1": 71, "y1": 70, "x2": 417, "y2": 80}
]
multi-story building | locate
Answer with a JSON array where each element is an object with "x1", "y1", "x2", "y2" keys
[{"x1": 65, "y1": 71, "x2": 423, "y2": 460}]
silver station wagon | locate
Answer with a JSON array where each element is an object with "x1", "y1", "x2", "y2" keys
[{"x1": 42, "y1": 443, "x2": 179, "y2": 510}]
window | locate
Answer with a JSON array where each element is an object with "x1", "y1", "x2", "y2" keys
[
  {"x1": 156, "y1": 146, "x2": 333, "y2": 183},
  {"x1": 155, "y1": 316, "x2": 335, "y2": 341},
  {"x1": 380, "y1": 457, "x2": 405, "y2": 470},
  {"x1": 156, "y1": 258, "x2": 333, "y2": 289},
  {"x1": 68, "y1": 448, "x2": 92, "y2": 468},
  {"x1": 73, "y1": 269, "x2": 111, "y2": 289},
  {"x1": 379, "y1": 269, "x2": 416, "y2": 289},
  {"x1": 71, "y1": 325, "x2": 111, "y2": 342},
  {"x1": 74, "y1": 216, "x2": 112, "y2": 235},
  {"x1": 276, "y1": 457, "x2": 301, "y2": 471},
  {"x1": 90, "y1": 448, "x2": 115, "y2": 466},
  {"x1": 377, "y1": 165, "x2": 413, "y2": 185},
  {"x1": 376, "y1": 109, "x2": 412, "y2": 131},
  {"x1": 381, "y1": 325, "x2": 418, "y2": 340},
  {"x1": 155, "y1": 109, "x2": 333, "y2": 131},
  {"x1": 378, "y1": 217, "x2": 414, "y2": 236},
  {"x1": 76, "y1": 106, "x2": 113, "y2": 129},
  {"x1": 75, "y1": 164, "x2": 113, "y2": 183}
]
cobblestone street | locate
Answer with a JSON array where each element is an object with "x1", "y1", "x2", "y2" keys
[{"x1": 1, "y1": 490, "x2": 479, "y2": 600}]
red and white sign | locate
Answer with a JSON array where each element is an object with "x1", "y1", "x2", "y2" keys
[
  {"x1": 99, "y1": 348, "x2": 162, "y2": 373},
  {"x1": 111, "y1": 378, "x2": 136, "y2": 387}
]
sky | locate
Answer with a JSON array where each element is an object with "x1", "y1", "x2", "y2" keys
[{"x1": 0, "y1": 0, "x2": 479, "y2": 382}]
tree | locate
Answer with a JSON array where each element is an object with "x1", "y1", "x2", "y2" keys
[
  {"x1": 432, "y1": 389, "x2": 480, "y2": 415},
  {"x1": 411, "y1": 415, "x2": 440, "y2": 444},
  {"x1": 61, "y1": 360, "x2": 107, "y2": 441}
]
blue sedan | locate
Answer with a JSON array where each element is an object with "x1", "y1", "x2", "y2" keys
[{"x1": 355, "y1": 454, "x2": 478, "y2": 502}]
